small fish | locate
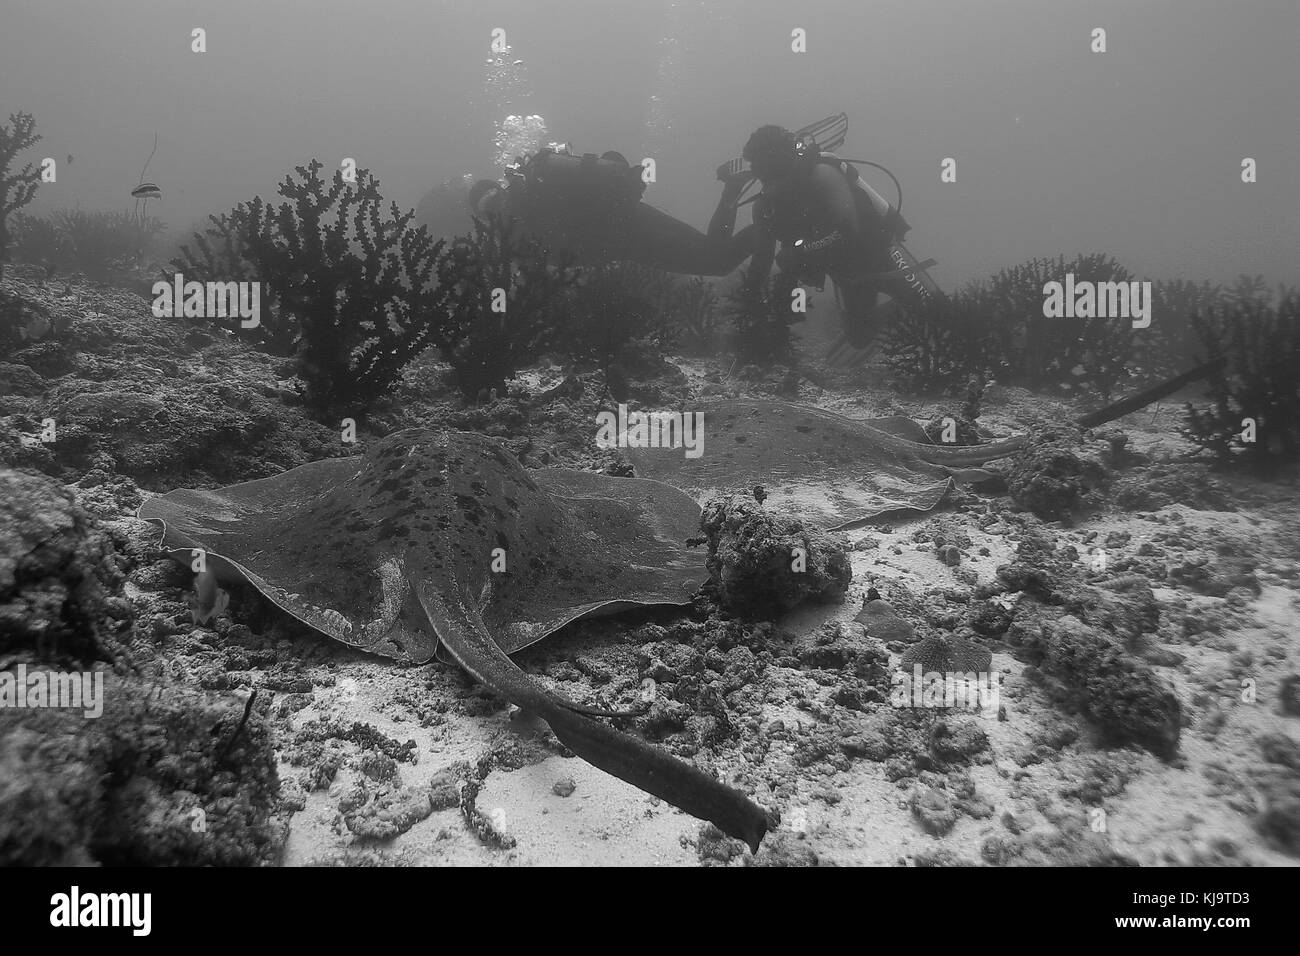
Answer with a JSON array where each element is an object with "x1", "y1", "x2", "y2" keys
[
  {"x1": 130, "y1": 182, "x2": 162, "y2": 200},
  {"x1": 66, "y1": 154, "x2": 73, "y2": 166},
  {"x1": 189, "y1": 568, "x2": 230, "y2": 625}
]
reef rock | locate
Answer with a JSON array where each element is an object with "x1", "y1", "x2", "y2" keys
[{"x1": 699, "y1": 494, "x2": 852, "y2": 619}]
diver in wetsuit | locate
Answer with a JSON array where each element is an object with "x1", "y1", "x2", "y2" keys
[
  {"x1": 468, "y1": 146, "x2": 759, "y2": 277},
  {"x1": 713, "y1": 125, "x2": 906, "y2": 350}
]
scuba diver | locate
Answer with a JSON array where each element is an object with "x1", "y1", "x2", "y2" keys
[
  {"x1": 712, "y1": 116, "x2": 946, "y2": 359},
  {"x1": 468, "y1": 146, "x2": 760, "y2": 277},
  {"x1": 466, "y1": 116, "x2": 942, "y2": 363}
]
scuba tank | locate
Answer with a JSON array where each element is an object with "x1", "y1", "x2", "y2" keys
[
  {"x1": 507, "y1": 145, "x2": 646, "y2": 223},
  {"x1": 817, "y1": 152, "x2": 911, "y2": 244},
  {"x1": 802, "y1": 148, "x2": 946, "y2": 306}
]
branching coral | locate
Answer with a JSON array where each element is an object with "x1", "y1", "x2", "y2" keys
[
  {"x1": 881, "y1": 253, "x2": 1148, "y2": 396},
  {"x1": 0, "y1": 111, "x2": 42, "y2": 282},
  {"x1": 988, "y1": 253, "x2": 1138, "y2": 397},
  {"x1": 8, "y1": 204, "x2": 162, "y2": 279},
  {"x1": 1181, "y1": 283, "x2": 1300, "y2": 474},
  {"x1": 7, "y1": 212, "x2": 60, "y2": 266},
  {"x1": 725, "y1": 269, "x2": 801, "y2": 365},
  {"x1": 881, "y1": 283, "x2": 1005, "y2": 391},
  {"x1": 664, "y1": 276, "x2": 721, "y2": 353},
  {"x1": 433, "y1": 213, "x2": 578, "y2": 400},
  {"x1": 169, "y1": 208, "x2": 293, "y2": 352},
  {"x1": 45, "y1": 209, "x2": 163, "y2": 278},
  {"x1": 1140, "y1": 278, "x2": 1224, "y2": 378},
  {"x1": 172, "y1": 160, "x2": 452, "y2": 411},
  {"x1": 562, "y1": 260, "x2": 677, "y2": 377}
]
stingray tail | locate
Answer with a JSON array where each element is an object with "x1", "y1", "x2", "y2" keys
[
  {"x1": 418, "y1": 586, "x2": 771, "y2": 853},
  {"x1": 544, "y1": 706, "x2": 770, "y2": 853},
  {"x1": 913, "y1": 434, "x2": 1028, "y2": 466}
]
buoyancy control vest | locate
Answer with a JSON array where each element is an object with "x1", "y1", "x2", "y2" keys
[
  {"x1": 754, "y1": 151, "x2": 909, "y2": 252},
  {"x1": 753, "y1": 151, "x2": 944, "y2": 304}
]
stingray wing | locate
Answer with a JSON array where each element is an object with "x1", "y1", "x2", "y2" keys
[
  {"x1": 138, "y1": 455, "x2": 440, "y2": 662},
  {"x1": 625, "y1": 399, "x2": 964, "y2": 530},
  {"x1": 488, "y1": 468, "x2": 707, "y2": 653}
]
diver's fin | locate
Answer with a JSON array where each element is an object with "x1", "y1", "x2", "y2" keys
[
  {"x1": 825, "y1": 335, "x2": 879, "y2": 369},
  {"x1": 795, "y1": 112, "x2": 848, "y2": 153},
  {"x1": 716, "y1": 158, "x2": 746, "y2": 182}
]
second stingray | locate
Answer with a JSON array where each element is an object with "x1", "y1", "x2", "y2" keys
[{"x1": 623, "y1": 398, "x2": 1027, "y2": 528}]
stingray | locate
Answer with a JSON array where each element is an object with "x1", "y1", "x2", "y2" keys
[
  {"x1": 139, "y1": 428, "x2": 770, "y2": 851},
  {"x1": 623, "y1": 399, "x2": 1027, "y2": 529}
]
